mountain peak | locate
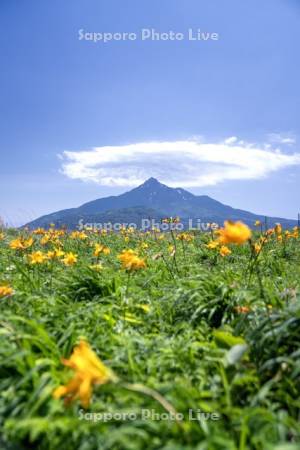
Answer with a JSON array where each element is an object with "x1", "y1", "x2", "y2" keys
[
  {"x1": 142, "y1": 177, "x2": 162, "y2": 187},
  {"x1": 24, "y1": 177, "x2": 297, "y2": 230}
]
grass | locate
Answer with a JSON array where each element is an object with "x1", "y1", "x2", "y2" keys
[{"x1": 0, "y1": 225, "x2": 300, "y2": 450}]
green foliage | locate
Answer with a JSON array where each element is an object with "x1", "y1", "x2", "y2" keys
[{"x1": 0, "y1": 227, "x2": 300, "y2": 449}]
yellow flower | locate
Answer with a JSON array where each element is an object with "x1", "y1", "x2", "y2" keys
[
  {"x1": 0, "y1": 232, "x2": 5, "y2": 241},
  {"x1": 254, "y1": 243, "x2": 262, "y2": 254},
  {"x1": 266, "y1": 228, "x2": 274, "y2": 236},
  {"x1": 40, "y1": 234, "x2": 51, "y2": 245},
  {"x1": 33, "y1": 228, "x2": 46, "y2": 235},
  {"x1": 151, "y1": 227, "x2": 160, "y2": 233},
  {"x1": 47, "y1": 249, "x2": 65, "y2": 259},
  {"x1": 274, "y1": 223, "x2": 282, "y2": 235},
  {"x1": 28, "y1": 251, "x2": 48, "y2": 265},
  {"x1": 177, "y1": 232, "x2": 194, "y2": 242},
  {"x1": 219, "y1": 245, "x2": 231, "y2": 257},
  {"x1": 54, "y1": 248, "x2": 65, "y2": 258},
  {"x1": 70, "y1": 231, "x2": 88, "y2": 240},
  {"x1": 118, "y1": 250, "x2": 146, "y2": 271},
  {"x1": 140, "y1": 242, "x2": 149, "y2": 250},
  {"x1": 94, "y1": 244, "x2": 110, "y2": 257},
  {"x1": 53, "y1": 340, "x2": 117, "y2": 408},
  {"x1": 102, "y1": 246, "x2": 110, "y2": 255},
  {"x1": 46, "y1": 250, "x2": 56, "y2": 260},
  {"x1": 63, "y1": 252, "x2": 78, "y2": 266},
  {"x1": 118, "y1": 249, "x2": 136, "y2": 258},
  {"x1": 24, "y1": 237, "x2": 34, "y2": 248},
  {"x1": 206, "y1": 240, "x2": 220, "y2": 249},
  {"x1": 0, "y1": 285, "x2": 13, "y2": 298},
  {"x1": 260, "y1": 236, "x2": 268, "y2": 244},
  {"x1": 217, "y1": 221, "x2": 251, "y2": 245},
  {"x1": 9, "y1": 237, "x2": 34, "y2": 250},
  {"x1": 254, "y1": 220, "x2": 261, "y2": 227}
]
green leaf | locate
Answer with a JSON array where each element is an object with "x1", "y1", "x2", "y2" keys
[{"x1": 213, "y1": 330, "x2": 246, "y2": 348}]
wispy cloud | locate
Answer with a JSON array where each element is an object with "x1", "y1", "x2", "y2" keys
[
  {"x1": 268, "y1": 133, "x2": 296, "y2": 145},
  {"x1": 60, "y1": 138, "x2": 300, "y2": 187}
]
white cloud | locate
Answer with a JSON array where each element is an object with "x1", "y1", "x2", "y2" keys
[
  {"x1": 60, "y1": 139, "x2": 300, "y2": 187},
  {"x1": 268, "y1": 133, "x2": 296, "y2": 145},
  {"x1": 224, "y1": 136, "x2": 238, "y2": 145}
]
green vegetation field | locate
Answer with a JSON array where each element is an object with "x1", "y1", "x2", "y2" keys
[{"x1": 0, "y1": 223, "x2": 300, "y2": 450}]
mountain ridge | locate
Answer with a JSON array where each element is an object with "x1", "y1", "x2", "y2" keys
[{"x1": 24, "y1": 178, "x2": 298, "y2": 229}]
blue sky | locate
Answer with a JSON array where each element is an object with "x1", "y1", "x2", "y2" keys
[{"x1": 0, "y1": 0, "x2": 300, "y2": 226}]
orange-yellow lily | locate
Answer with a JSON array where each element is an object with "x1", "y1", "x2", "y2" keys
[
  {"x1": 28, "y1": 251, "x2": 48, "y2": 265},
  {"x1": 94, "y1": 244, "x2": 110, "y2": 257},
  {"x1": 0, "y1": 285, "x2": 13, "y2": 298},
  {"x1": 9, "y1": 237, "x2": 33, "y2": 250},
  {"x1": 62, "y1": 252, "x2": 77, "y2": 266},
  {"x1": 53, "y1": 340, "x2": 117, "y2": 408},
  {"x1": 118, "y1": 249, "x2": 146, "y2": 271},
  {"x1": 219, "y1": 245, "x2": 231, "y2": 257}
]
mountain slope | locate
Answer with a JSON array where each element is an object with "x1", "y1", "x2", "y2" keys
[{"x1": 25, "y1": 178, "x2": 298, "y2": 229}]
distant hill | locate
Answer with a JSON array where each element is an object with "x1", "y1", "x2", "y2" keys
[{"x1": 25, "y1": 178, "x2": 298, "y2": 230}]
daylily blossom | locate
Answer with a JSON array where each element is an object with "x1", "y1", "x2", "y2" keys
[
  {"x1": 274, "y1": 223, "x2": 282, "y2": 235},
  {"x1": 254, "y1": 243, "x2": 262, "y2": 254},
  {"x1": 70, "y1": 231, "x2": 88, "y2": 240},
  {"x1": 118, "y1": 249, "x2": 146, "y2": 271},
  {"x1": 9, "y1": 237, "x2": 34, "y2": 250},
  {"x1": 206, "y1": 240, "x2": 220, "y2": 249},
  {"x1": 0, "y1": 285, "x2": 13, "y2": 298},
  {"x1": 32, "y1": 228, "x2": 46, "y2": 235},
  {"x1": 177, "y1": 232, "x2": 194, "y2": 242},
  {"x1": 219, "y1": 245, "x2": 231, "y2": 257},
  {"x1": 94, "y1": 244, "x2": 110, "y2": 257},
  {"x1": 63, "y1": 252, "x2": 78, "y2": 266},
  {"x1": 53, "y1": 340, "x2": 117, "y2": 408},
  {"x1": 28, "y1": 251, "x2": 48, "y2": 265}
]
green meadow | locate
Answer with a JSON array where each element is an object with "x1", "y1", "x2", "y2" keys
[{"x1": 0, "y1": 225, "x2": 300, "y2": 450}]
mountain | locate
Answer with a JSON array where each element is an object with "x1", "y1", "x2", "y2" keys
[{"x1": 24, "y1": 178, "x2": 298, "y2": 230}]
